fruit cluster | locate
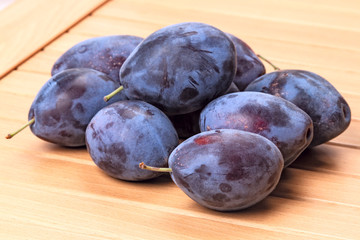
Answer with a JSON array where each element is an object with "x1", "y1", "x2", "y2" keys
[{"x1": 7, "y1": 22, "x2": 351, "y2": 211}]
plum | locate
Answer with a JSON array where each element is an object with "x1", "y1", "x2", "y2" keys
[
  {"x1": 6, "y1": 68, "x2": 126, "y2": 146},
  {"x1": 141, "y1": 129, "x2": 283, "y2": 211},
  {"x1": 51, "y1": 35, "x2": 143, "y2": 82},
  {"x1": 117, "y1": 22, "x2": 237, "y2": 115},
  {"x1": 245, "y1": 70, "x2": 351, "y2": 147},
  {"x1": 85, "y1": 100, "x2": 179, "y2": 181},
  {"x1": 226, "y1": 33, "x2": 265, "y2": 91},
  {"x1": 200, "y1": 92, "x2": 313, "y2": 167}
]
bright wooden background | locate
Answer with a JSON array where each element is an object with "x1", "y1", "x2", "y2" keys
[
  {"x1": 1, "y1": 0, "x2": 360, "y2": 239},
  {"x1": 0, "y1": 0, "x2": 109, "y2": 79}
]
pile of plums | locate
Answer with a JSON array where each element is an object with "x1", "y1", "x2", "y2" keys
[{"x1": 7, "y1": 22, "x2": 351, "y2": 211}]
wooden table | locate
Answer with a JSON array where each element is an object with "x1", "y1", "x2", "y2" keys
[{"x1": 1, "y1": 0, "x2": 359, "y2": 239}]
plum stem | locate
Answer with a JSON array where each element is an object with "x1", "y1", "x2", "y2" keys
[
  {"x1": 103, "y1": 85, "x2": 124, "y2": 102},
  {"x1": 257, "y1": 54, "x2": 280, "y2": 71},
  {"x1": 6, "y1": 117, "x2": 35, "y2": 139},
  {"x1": 139, "y1": 162, "x2": 173, "y2": 172}
]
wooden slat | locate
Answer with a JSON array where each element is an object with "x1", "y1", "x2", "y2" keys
[
  {"x1": 0, "y1": 71, "x2": 48, "y2": 97},
  {"x1": 292, "y1": 144, "x2": 360, "y2": 177},
  {"x1": 94, "y1": 0, "x2": 360, "y2": 52},
  {"x1": 0, "y1": 139, "x2": 360, "y2": 239},
  {"x1": 0, "y1": 0, "x2": 109, "y2": 79},
  {"x1": 70, "y1": 15, "x2": 163, "y2": 37},
  {"x1": 18, "y1": 33, "x2": 105, "y2": 75},
  {"x1": 0, "y1": 183, "x2": 331, "y2": 240},
  {"x1": 330, "y1": 119, "x2": 360, "y2": 148}
]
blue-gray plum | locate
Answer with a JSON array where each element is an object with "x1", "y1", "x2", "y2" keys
[
  {"x1": 200, "y1": 92, "x2": 313, "y2": 167},
  {"x1": 26, "y1": 68, "x2": 126, "y2": 146},
  {"x1": 85, "y1": 100, "x2": 179, "y2": 181},
  {"x1": 51, "y1": 35, "x2": 143, "y2": 82},
  {"x1": 119, "y1": 22, "x2": 237, "y2": 115},
  {"x1": 226, "y1": 33, "x2": 265, "y2": 91},
  {"x1": 168, "y1": 129, "x2": 283, "y2": 211},
  {"x1": 244, "y1": 70, "x2": 351, "y2": 147}
]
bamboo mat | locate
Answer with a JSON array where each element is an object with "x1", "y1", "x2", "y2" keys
[{"x1": 1, "y1": 0, "x2": 360, "y2": 239}]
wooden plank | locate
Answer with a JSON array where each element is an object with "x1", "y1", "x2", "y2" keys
[
  {"x1": 0, "y1": 145, "x2": 359, "y2": 239},
  {"x1": 292, "y1": 143, "x2": 360, "y2": 177},
  {"x1": 171, "y1": 0, "x2": 360, "y2": 30},
  {"x1": 70, "y1": 15, "x2": 163, "y2": 37},
  {"x1": 94, "y1": 0, "x2": 360, "y2": 52},
  {"x1": 291, "y1": 0, "x2": 360, "y2": 11},
  {"x1": 0, "y1": 183, "x2": 331, "y2": 240},
  {"x1": 0, "y1": 0, "x2": 109, "y2": 79},
  {"x1": 0, "y1": 71, "x2": 48, "y2": 98},
  {"x1": 44, "y1": 32, "x2": 99, "y2": 51},
  {"x1": 18, "y1": 33, "x2": 108, "y2": 75},
  {"x1": 16, "y1": 50, "x2": 59, "y2": 76},
  {"x1": 329, "y1": 119, "x2": 360, "y2": 148}
]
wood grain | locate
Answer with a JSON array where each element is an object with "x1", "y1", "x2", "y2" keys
[
  {"x1": 0, "y1": 0, "x2": 109, "y2": 79},
  {"x1": 1, "y1": 0, "x2": 360, "y2": 239}
]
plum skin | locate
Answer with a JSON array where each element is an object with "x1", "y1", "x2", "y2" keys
[
  {"x1": 51, "y1": 35, "x2": 143, "y2": 82},
  {"x1": 226, "y1": 33, "x2": 265, "y2": 91},
  {"x1": 245, "y1": 69, "x2": 351, "y2": 147},
  {"x1": 28, "y1": 68, "x2": 126, "y2": 147},
  {"x1": 199, "y1": 92, "x2": 314, "y2": 167},
  {"x1": 85, "y1": 100, "x2": 179, "y2": 181},
  {"x1": 120, "y1": 22, "x2": 237, "y2": 115},
  {"x1": 168, "y1": 129, "x2": 284, "y2": 211}
]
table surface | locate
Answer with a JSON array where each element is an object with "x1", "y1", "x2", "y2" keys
[{"x1": 1, "y1": 0, "x2": 360, "y2": 239}]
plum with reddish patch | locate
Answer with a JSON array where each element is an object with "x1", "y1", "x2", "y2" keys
[
  {"x1": 28, "y1": 68, "x2": 126, "y2": 146},
  {"x1": 200, "y1": 92, "x2": 313, "y2": 167},
  {"x1": 245, "y1": 70, "x2": 351, "y2": 147},
  {"x1": 168, "y1": 129, "x2": 283, "y2": 211},
  {"x1": 85, "y1": 100, "x2": 179, "y2": 181}
]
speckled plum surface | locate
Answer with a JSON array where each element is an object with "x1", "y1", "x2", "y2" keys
[
  {"x1": 200, "y1": 92, "x2": 314, "y2": 167},
  {"x1": 168, "y1": 129, "x2": 283, "y2": 211},
  {"x1": 51, "y1": 35, "x2": 143, "y2": 82},
  {"x1": 28, "y1": 68, "x2": 126, "y2": 147},
  {"x1": 226, "y1": 33, "x2": 265, "y2": 91},
  {"x1": 120, "y1": 22, "x2": 237, "y2": 115},
  {"x1": 245, "y1": 70, "x2": 351, "y2": 147},
  {"x1": 85, "y1": 100, "x2": 179, "y2": 181}
]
